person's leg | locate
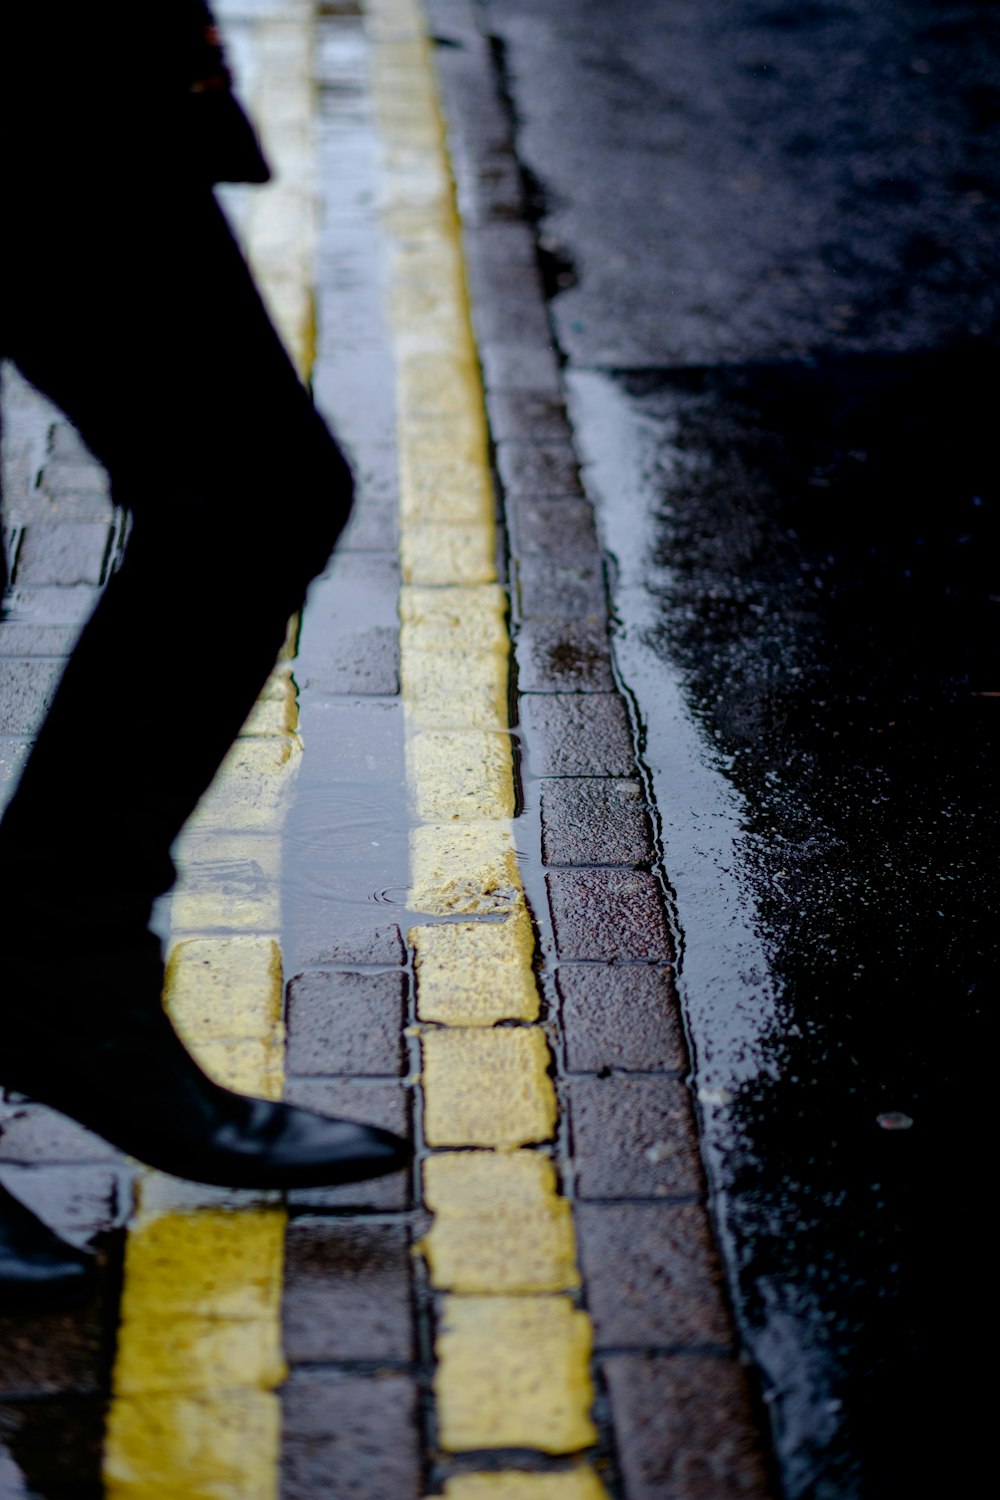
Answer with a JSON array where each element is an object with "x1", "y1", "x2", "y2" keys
[
  {"x1": 1, "y1": 186, "x2": 348, "y2": 933},
  {"x1": 0, "y1": 183, "x2": 409, "y2": 1189}
]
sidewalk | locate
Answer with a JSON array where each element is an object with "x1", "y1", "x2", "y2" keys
[{"x1": 0, "y1": 3, "x2": 772, "y2": 1497}]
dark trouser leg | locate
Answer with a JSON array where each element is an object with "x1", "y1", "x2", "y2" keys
[
  {"x1": 0, "y1": 185, "x2": 409, "y2": 1188},
  {"x1": 0, "y1": 185, "x2": 352, "y2": 940}
]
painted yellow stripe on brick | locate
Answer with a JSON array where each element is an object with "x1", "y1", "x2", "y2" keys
[
  {"x1": 421, "y1": 1154, "x2": 578, "y2": 1294},
  {"x1": 103, "y1": 5, "x2": 316, "y2": 1495},
  {"x1": 445, "y1": 1474, "x2": 610, "y2": 1500},
  {"x1": 413, "y1": 909, "x2": 538, "y2": 1025},
  {"x1": 422, "y1": 1029, "x2": 557, "y2": 1149},
  {"x1": 436, "y1": 1297, "x2": 597, "y2": 1454},
  {"x1": 369, "y1": 0, "x2": 599, "y2": 1473}
]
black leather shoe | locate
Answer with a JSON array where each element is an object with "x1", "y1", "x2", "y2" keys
[
  {"x1": 0, "y1": 1180, "x2": 95, "y2": 1304},
  {"x1": 3, "y1": 945, "x2": 411, "y2": 1191}
]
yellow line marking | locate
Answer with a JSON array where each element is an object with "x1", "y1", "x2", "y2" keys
[
  {"x1": 436, "y1": 1297, "x2": 597, "y2": 1454},
  {"x1": 165, "y1": 938, "x2": 285, "y2": 1099},
  {"x1": 104, "y1": 4, "x2": 316, "y2": 1495},
  {"x1": 413, "y1": 909, "x2": 539, "y2": 1025},
  {"x1": 410, "y1": 821, "x2": 522, "y2": 916},
  {"x1": 421, "y1": 1153, "x2": 579, "y2": 1293},
  {"x1": 369, "y1": 0, "x2": 599, "y2": 1465},
  {"x1": 422, "y1": 1029, "x2": 558, "y2": 1149},
  {"x1": 444, "y1": 1474, "x2": 610, "y2": 1500},
  {"x1": 401, "y1": 643, "x2": 509, "y2": 730},
  {"x1": 411, "y1": 729, "x2": 514, "y2": 820}
]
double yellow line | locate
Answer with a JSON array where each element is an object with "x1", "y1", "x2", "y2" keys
[{"x1": 104, "y1": 2, "x2": 605, "y2": 1494}]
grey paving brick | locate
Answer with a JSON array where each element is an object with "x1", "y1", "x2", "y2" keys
[
  {"x1": 547, "y1": 869, "x2": 673, "y2": 961},
  {"x1": 283, "y1": 1221, "x2": 413, "y2": 1364},
  {"x1": 569, "y1": 1076, "x2": 704, "y2": 1200},
  {"x1": 558, "y1": 964, "x2": 686, "y2": 1073},
  {"x1": 478, "y1": 341, "x2": 562, "y2": 395},
  {"x1": 468, "y1": 258, "x2": 546, "y2": 307},
  {"x1": 338, "y1": 500, "x2": 399, "y2": 552},
  {"x1": 294, "y1": 699, "x2": 405, "y2": 782},
  {"x1": 520, "y1": 693, "x2": 635, "y2": 777},
  {"x1": 515, "y1": 619, "x2": 615, "y2": 693},
  {"x1": 13, "y1": 524, "x2": 112, "y2": 587},
  {"x1": 301, "y1": 625, "x2": 400, "y2": 695},
  {"x1": 0, "y1": 1165, "x2": 132, "y2": 1243},
  {"x1": 0, "y1": 1397, "x2": 106, "y2": 1495},
  {"x1": 507, "y1": 497, "x2": 599, "y2": 558},
  {"x1": 486, "y1": 390, "x2": 573, "y2": 445},
  {"x1": 0, "y1": 623, "x2": 82, "y2": 657},
  {"x1": 0, "y1": 742, "x2": 30, "y2": 819},
  {"x1": 0, "y1": 1275, "x2": 110, "y2": 1396},
  {"x1": 0, "y1": 585, "x2": 101, "y2": 627},
  {"x1": 296, "y1": 924, "x2": 406, "y2": 968},
  {"x1": 0, "y1": 1105, "x2": 120, "y2": 1165},
  {"x1": 282, "y1": 1372, "x2": 421, "y2": 1500},
  {"x1": 496, "y1": 440, "x2": 583, "y2": 497},
  {"x1": 464, "y1": 223, "x2": 540, "y2": 271},
  {"x1": 542, "y1": 778, "x2": 653, "y2": 866},
  {"x1": 576, "y1": 1203, "x2": 733, "y2": 1349},
  {"x1": 284, "y1": 1078, "x2": 411, "y2": 1211},
  {"x1": 286, "y1": 970, "x2": 406, "y2": 1076},
  {"x1": 459, "y1": 160, "x2": 527, "y2": 225},
  {"x1": 0, "y1": 660, "x2": 63, "y2": 736},
  {"x1": 516, "y1": 556, "x2": 607, "y2": 622},
  {"x1": 603, "y1": 1354, "x2": 773, "y2": 1500},
  {"x1": 471, "y1": 293, "x2": 553, "y2": 347}
]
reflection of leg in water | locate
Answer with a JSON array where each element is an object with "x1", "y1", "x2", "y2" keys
[{"x1": 0, "y1": 186, "x2": 409, "y2": 1287}]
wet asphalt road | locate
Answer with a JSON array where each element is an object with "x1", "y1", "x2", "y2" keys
[{"x1": 475, "y1": 1, "x2": 1000, "y2": 1495}]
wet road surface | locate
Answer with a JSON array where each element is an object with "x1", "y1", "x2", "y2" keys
[{"x1": 476, "y1": 0, "x2": 1000, "y2": 1493}]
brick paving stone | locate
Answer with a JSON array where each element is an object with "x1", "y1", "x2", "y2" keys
[
  {"x1": 603, "y1": 1354, "x2": 773, "y2": 1500},
  {"x1": 569, "y1": 1077, "x2": 704, "y2": 1200},
  {"x1": 520, "y1": 694, "x2": 635, "y2": 778},
  {"x1": 0, "y1": 1105, "x2": 120, "y2": 1165},
  {"x1": 301, "y1": 625, "x2": 400, "y2": 695},
  {"x1": 515, "y1": 619, "x2": 615, "y2": 693},
  {"x1": 558, "y1": 964, "x2": 686, "y2": 1073},
  {"x1": 471, "y1": 293, "x2": 554, "y2": 348},
  {"x1": 283, "y1": 1078, "x2": 411, "y2": 1211},
  {"x1": 293, "y1": 700, "x2": 405, "y2": 782},
  {"x1": 281, "y1": 1371, "x2": 422, "y2": 1500},
  {"x1": 0, "y1": 1282, "x2": 111, "y2": 1396},
  {"x1": 478, "y1": 342, "x2": 562, "y2": 395},
  {"x1": 339, "y1": 498, "x2": 399, "y2": 552},
  {"x1": 0, "y1": 1165, "x2": 131, "y2": 1244},
  {"x1": 464, "y1": 223, "x2": 540, "y2": 272},
  {"x1": 507, "y1": 498, "x2": 599, "y2": 559},
  {"x1": 547, "y1": 870, "x2": 673, "y2": 961},
  {"x1": 0, "y1": 660, "x2": 63, "y2": 736},
  {"x1": 496, "y1": 441, "x2": 583, "y2": 497},
  {"x1": 0, "y1": 1396, "x2": 106, "y2": 1497},
  {"x1": 576, "y1": 1204, "x2": 733, "y2": 1350},
  {"x1": 282, "y1": 1221, "x2": 414, "y2": 1364},
  {"x1": 0, "y1": 623, "x2": 82, "y2": 656},
  {"x1": 458, "y1": 159, "x2": 527, "y2": 226},
  {"x1": 516, "y1": 556, "x2": 607, "y2": 622},
  {"x1": 296, "y1": 924, "x2": 406, "y2": 968},
  {"x1": 0, "y1": 743, "x2": 30, "y2": 818},
  {"x1": 487, "y1": 390, "x2": 573, "y2": 445},
  {"x1": 285, "y1": 970, "x2": 406, "y2": 1076},
  {"x1": 542, "y1": 778, "x2": 653, "y2": 866},
  {"x1": 13, "y1": 523, "x2": 112, "y2": 587}
]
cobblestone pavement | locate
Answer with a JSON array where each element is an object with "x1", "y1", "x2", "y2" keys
[{"x1": 1, "y1": 2, "x2": 773, "y2": 1497}]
